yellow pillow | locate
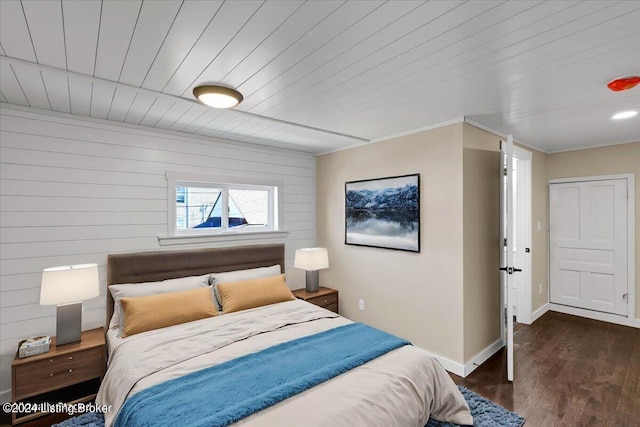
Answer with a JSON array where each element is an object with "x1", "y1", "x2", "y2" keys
[
  {"x1": 218, "y1": 274, "x2": 295, "y2": 314},
  {"x1": 120, "y1": 287, "x2": 218, "y2": 337}
]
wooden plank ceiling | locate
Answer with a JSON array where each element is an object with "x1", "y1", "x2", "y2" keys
[{"x1": 0, "y1": 0, "x2": 638, "y2": 153}]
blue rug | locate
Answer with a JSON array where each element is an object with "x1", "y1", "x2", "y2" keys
[
  {"x1": 427, "y1": 386, "x2": 525, "y2": 427},
  {"x1": 53, "y1": 385, "x2": 524, "y2": 427}
]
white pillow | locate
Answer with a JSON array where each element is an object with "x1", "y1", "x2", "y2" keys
[
  {"x1": 109, "y1": 274, "x2": 211, "y2": 333},
  {"x1": 210, "y1": 265, "x2": 282, "y2": 311}
]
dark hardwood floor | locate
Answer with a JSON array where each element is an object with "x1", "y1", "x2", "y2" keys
[
  {"x1": 3, "y1": 311, "x2": 638, "y2": 427},
  {"x1": 451, "y1": 311, "x2": 640, "y2": 427}
]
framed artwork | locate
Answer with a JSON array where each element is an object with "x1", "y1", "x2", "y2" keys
[{"x1": 345, "y1": 174, "x2": 420, "y2": 252}]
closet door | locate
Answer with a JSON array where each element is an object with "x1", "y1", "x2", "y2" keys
[{"x1": 550, "y1": 179, "x2": 628, "y2": 315}]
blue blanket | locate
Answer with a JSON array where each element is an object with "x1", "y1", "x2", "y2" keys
[{"x1": 115, "y1": 323, "x2": 410, "y2": 427}]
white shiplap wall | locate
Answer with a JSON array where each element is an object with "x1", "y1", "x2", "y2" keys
[{"x1": 0, "y1": 105, "x2": 316, "y2": 402}]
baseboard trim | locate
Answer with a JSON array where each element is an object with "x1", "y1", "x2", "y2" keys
[
  {"x1": 417, "y1": 339, "x2": 506, "y2": 379},
  {"x1": 416, "y1": 347, "x2": 466, "y2": 377},
  {"x1": 0, "y1": 389, "x2": 10, "y2": 404},
  {"x1": 531, "y1": 303, "x2": 549, "y2": 323},
  {"x1": 463, "y1": 338, "x2": 505, "y2": 377},
  {"x1": 549, "y1": 304, "x2": 640, "y2": 329}
]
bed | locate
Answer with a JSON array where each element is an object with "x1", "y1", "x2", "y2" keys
[{"x1": 96, "y1": 243, "x2": 472, "y2": 427}]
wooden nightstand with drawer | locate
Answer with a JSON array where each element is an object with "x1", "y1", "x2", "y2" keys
[
  {"x1": 293, "y1": 287, "x2": 339, "y2": 314},
  {"x1": 10, "y1": 328, "x2": 105, "y2": 424}
]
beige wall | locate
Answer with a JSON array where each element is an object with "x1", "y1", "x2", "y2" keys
[
  {"x1": 548, "y1": 142, "x2": 640, "y2": 320},
  {"x1": 462, "y1": 124, "x2": 501, "y2": 360},
  {"x1": 515, "y1": 143, "x2": 549, "y2": 313},
  {"x1": 317, "y1": 123, "x2": 508, "y2": 365},
  {"x1": 317, "y1": 124, "x2": 466, "y2": 363},
  {"x1": 317, "y1": 122, "x2": 638, "y2": 370}
]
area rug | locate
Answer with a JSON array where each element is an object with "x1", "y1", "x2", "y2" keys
[
  {"x1": 426, "y1": 385, "x2": 525, "y2": 427},
  {"x1": 53, "y1": 385, "x2": 524, "y2": 427}
]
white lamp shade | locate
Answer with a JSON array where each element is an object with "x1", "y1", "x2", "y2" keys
[
  {"x1": 294, "y1": 248, "x2": 329, "y2": 271},
  {"x1": 40, "y1": 263, "x2": 100, "y2": 305}
]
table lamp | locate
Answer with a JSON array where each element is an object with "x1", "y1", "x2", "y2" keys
[
  {"x1": 40, "y1": 263, "x2": 100, "y2": 346},
  {"x1": 294, "y1": 248, "x2": 329, "y2": 293}
]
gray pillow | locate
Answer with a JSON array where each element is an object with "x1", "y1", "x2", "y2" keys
[
  {"x1": 109, "y1": 274, "x2": 211, "y2": 334},
  {"x1": 210, "y1": 265, "x2": 282, "y2": 311}
]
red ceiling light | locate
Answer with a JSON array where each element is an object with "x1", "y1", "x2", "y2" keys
[{"x1": 607, "y1": 76, "x2": 640, "y2": 92}]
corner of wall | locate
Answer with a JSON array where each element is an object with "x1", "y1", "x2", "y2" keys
[
  {"x1": 461, "y1": 123, "x2": 502, "y2": 362},
  {"x1": 530, "y1": 146, "x2": 549, "y2": 314}
]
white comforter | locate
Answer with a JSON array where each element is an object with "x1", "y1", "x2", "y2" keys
[{"x1": 96, "y1": 300, "x2": 472, "y2": 427}]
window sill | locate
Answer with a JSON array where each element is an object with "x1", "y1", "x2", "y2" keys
[{"x1": 157, "y1": 230, "x2": 289, "y2": 246}]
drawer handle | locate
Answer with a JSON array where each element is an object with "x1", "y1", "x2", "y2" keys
[
  {"x1": 49, "y1": 359, "x2": 54, "y2": 363},
  {"x1": 68, "y1": 369, "x2": 73, "y2": 373},
  {"x1": 324, "y1": 299, "x2": 328, "y2": 303},
  {"x1": 49, "y1": 373, "x2": 54, "y2": 377},
  {"x1": 69, "y1": 356, "x2": 73, "y2": 360}
]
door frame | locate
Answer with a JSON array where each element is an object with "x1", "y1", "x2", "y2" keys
[
  {"x1": 548, "y1": 173, "x2": 637, "y2": 327},
  {"x1": 513, "y1": 146, "x2": 533, "y2": 324}
]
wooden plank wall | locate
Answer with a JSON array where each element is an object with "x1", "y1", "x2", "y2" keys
[{"x1": 0, "y1": 106, "x2": 317, "y2": 402}]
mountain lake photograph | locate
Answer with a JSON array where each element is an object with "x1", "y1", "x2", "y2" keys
[{"x1": 345, "y1": 174, "x2": 420, "y2": 252}]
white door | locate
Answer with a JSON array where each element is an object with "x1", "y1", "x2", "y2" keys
[
  {"x1": 550, "y1": 179, "x2": 628, "y2": 315},
  {"x1": 500, "y1": 136, "x2": 517, "y2": 382}
]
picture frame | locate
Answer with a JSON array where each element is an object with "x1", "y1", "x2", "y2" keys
[{"x1": 345, "y1": 174, "x2": 420, "y2": 252}]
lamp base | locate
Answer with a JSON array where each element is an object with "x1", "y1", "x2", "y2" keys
[
  {"x1": 56, "y1": 302, "x2": 82, "y2": 346},
  {"x1": 305, "y1": 270, "x2": 319, "y2": 293}
]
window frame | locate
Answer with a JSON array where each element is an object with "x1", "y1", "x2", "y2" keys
[{"x1": 164, "y1": 171, "x2": 284, "y2": 243}]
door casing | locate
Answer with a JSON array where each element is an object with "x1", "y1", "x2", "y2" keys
[{"x1": 513, "y1": 146, "x2": 532, "y2": 324}]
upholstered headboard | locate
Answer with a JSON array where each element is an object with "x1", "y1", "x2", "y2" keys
[{"x1": 106, "y1": 243, "x2": 285, "y2": 327}]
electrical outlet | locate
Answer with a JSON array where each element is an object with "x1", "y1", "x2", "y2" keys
[
  {"x1": 539, "y1": 284, "x2": 543, "y2": 294},
  {"x1": 358, "y1": 299, "x2": 365, "y2": 311}
]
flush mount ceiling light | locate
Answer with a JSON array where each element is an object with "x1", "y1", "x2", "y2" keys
[
  {"x1": 193, "y1": 85, "x2": 243, "y2": 109},
  {"x1": 612, "y1": 110, "x2": 638, "y2": 120}
]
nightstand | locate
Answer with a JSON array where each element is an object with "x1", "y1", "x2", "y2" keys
[
  {"x1": 10, "y1": 328, "x2": 105, "y2": 425},
  {"x1": 293, "y1": 287, "x2": 339, "y2": 314}
]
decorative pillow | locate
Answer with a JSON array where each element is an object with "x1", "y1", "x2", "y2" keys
[
  {"x1": 210, "y1": 265, "x2": 281, "y2": 311},
  {"x1": 109, "y1": 274, "x2": 211, "y2": 333},
  {"x1": 120, "y1": 287, "x2": 218, "y2": 337},
  {"x1": 217, "y1": 274, "x2": 295, "y2": 314}
]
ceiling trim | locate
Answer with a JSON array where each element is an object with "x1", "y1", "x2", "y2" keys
[
  {"x1": 462, "y1": 118, "x2": 548, "y2": 154},
  {"x1": 464, "y1": 117, "x2": 640, "y2": 155},
  {"x1": 0, "y1": 102, "x2": 316, "y2": 158},
  {"x1": 0, "y1": 55, "x2": 203, "y2": 110},
  {"x1": 318, "y1": 117, "x2": 466, "y2": 156},
  {"x1": 0, "y1": 55, "x2": 368, "y2": 144},
  {"x1": 368, "y1": 117, "x2": 465, "y2": 144},
  {"x1": 545, "y1": 138, "x2": 640, "y2": 154},
  {"x1": 236, "y1": 109, "x2": 368, "y2": 142}
]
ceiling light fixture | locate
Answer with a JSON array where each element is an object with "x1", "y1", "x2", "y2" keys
[
  {"x1": 612, "y1": 110, "x2": 638, "y2": 120},
  {"x1": 193, "y1": 85, "x2": 243, "y2": 109}
]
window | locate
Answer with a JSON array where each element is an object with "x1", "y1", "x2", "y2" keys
[{"x1": 166, "y1": 172, "x2": 282, "y2": 239}]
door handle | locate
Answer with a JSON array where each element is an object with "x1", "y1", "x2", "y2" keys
[{"x1": 500, "y1": 266, "x2": 522, "y2": 274}]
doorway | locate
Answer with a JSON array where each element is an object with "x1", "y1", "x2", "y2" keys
[{"x1": 511, "y1": 147, "x2": 532, "y2": 324}]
